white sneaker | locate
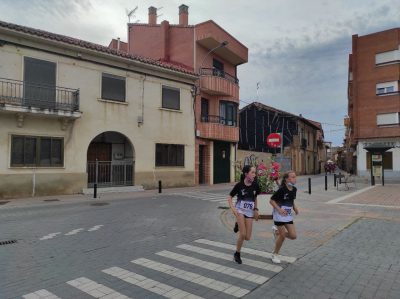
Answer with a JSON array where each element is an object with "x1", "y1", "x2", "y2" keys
[
  {"x1": 271, "y1": 254, "x2": 281, "y2": 264},
  {"x1": 272, "y1": 225, "x2": 278, "y2": 241}
]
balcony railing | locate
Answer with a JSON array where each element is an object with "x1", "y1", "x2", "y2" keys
[
  {"x1": 201, "y1": 114, "x2": 237, "y2": 127},
  {"x1": 200, "y1": 68, "x2": 239, "y2": 85},
  {"x1": 0, "y1": 78, "x2": 79, "y2": 111}
]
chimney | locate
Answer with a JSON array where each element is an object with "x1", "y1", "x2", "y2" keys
[
  {"x1": 148, "y1": 6, "x2": 157, "y2": 25},
  {"x1": 161, "y1": 20, "x2": 170, "y2": 61},
  {"x1": 179, "y1": 4, "x2": 189, "y2": 26},
  {"x1": 117, "y1": 37, "x2": 120, "y2": 50}
]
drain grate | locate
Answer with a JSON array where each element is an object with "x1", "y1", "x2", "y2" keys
[
  {"x1": 0, "y1": 240, "x2": 17, "y2": 246},
  {"x1": 0, "y1": 201, "x2": 10, "y2": 205},
  {"x1": 43, "y1": 199, "x2": 59, "y2": 202},
  {"x1": 90, "y1": 202, "x2": 109, "y2": 206}
]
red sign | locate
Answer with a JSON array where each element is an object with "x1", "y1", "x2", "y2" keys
[{"x1": 267, "y1": 133, "x2": 282, "y2": 148}]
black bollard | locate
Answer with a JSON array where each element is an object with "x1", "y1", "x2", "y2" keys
[
  {"x1": 308, "y1": 178, "x2": 311, "y2": 194},
  {"x1": 93, "y1": 183, "x2": 97, "y2": 199},
  {"x1": 325, "y1": 174, "x2": 328, "y2": 191},
  {"x1": 334, "y1": 174, "x2": 337, "y2": 187},
  {"x1": 158, "y1": 180, "x2": 162, "y2": 193}
]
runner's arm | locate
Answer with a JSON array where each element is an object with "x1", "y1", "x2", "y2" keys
[
  {"x1": 228, "y1": 196, "x2": 238, "y2": 216},
  {"x1": 269, "y1": 199, "x2": 287, "y2": 216}
]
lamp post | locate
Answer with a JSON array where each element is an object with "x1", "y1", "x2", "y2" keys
[{"x1": 198, "y1": 41, "x2": 229, "y2": 75}]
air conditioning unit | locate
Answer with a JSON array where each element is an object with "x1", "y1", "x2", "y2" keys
[{"x1": 196, "y1": 129, "x2": 201, "y2": 137}]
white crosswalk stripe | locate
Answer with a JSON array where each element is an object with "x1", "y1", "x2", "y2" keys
[
  {"x1": 177, "y1": 244, "x2": 283, "y2": 272},
  {"x1": 88, "y1": 225, "x2": 104, "y2": 232},
  {"x1": 23, "y1": 289, "x2": 62, "y2": 299},
  {"x1": 156, "y1": 250, "x2": 269, "y2": 284},
  {"x1": 132, "y1": 257, "x2": 250, "y2": 297},
  {"x1": 67, "y1": 277, "x2": 131, "y2": 298},
  {"x1": 194, "y1": 239, "x2": 297, "y2": 263},
  {"x1": 172, "y1": 191, "x2": 228, "y2": 203},
  {"x1": 64, "y1": 228, "x2": 85, "y2": 236},
  {"x1": 22, "y1": 239, "x2": 296, "y2": 299},
  {"x1": 102, "y1": 267, "x2": 204, "y2": 299}
]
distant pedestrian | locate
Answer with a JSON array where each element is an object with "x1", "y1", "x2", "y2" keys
[
  {"x1": 228, "y1": 165, "x2": 260, "y2": 264},
  {"x1": 269, "y1": 170, "x2": 298, "y2": 264}
]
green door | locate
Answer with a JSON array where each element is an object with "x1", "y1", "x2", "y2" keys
[{"x1": 213, "y1": 141, "x2": 231, "y2": 184}]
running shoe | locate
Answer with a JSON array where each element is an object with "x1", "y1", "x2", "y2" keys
[
  {"x1": 233, "y1": 222, "x2": 239, "y2": 233},
  {"x1": 271, "y1": 254, "x2": 281, "y2": 264},
  {"x1": 234, "y1": 251, "x2": 242, "y2": 264}
]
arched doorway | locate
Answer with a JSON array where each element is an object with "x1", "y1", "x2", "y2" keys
[{"x1": 87, "y1": 132, "x2": 135, "y2": 187}]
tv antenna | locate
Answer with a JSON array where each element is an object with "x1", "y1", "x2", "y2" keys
[
  {"x1": 256, "y1": 82, "x2": 261, "y2": 100},
  {"x1": 157, "y1": 6, "x2": 163, "y2": 18},
  {"x1": 126, "y1": 6, "x2": 138, "y2": 23}
]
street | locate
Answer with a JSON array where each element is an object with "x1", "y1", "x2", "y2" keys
[{"x1": 1, "y1": 174, "x2": 400, "y2": 298}]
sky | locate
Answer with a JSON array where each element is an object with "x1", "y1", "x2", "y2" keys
[{"x1": 1, "y1": 0, "x2": 399, "y2": 145}]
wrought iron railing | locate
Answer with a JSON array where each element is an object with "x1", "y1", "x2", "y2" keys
[
  {"x1": 0, "y1": 78, "x2": 79, "y2": 111},
  {"x1": 201, "y1": 114, "x2": 237, "y2": 127},
  {"x1": 87, "y1": 160, "x2": 134, "y2": 188},
  {"x1": 199, "y1": 68, "x2": 239, "y2": 84}
]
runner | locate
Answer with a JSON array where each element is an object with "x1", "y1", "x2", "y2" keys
[
  {"x1": 228, "y1": 165, "x2": 260, "y2": 264},
  {"x1": 269, "y1": 170, "x2": 298, "y2": 264}
]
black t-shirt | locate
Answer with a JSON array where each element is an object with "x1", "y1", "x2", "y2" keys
[
  {"x1": 229, "y1": 181, "x2": 260, "y2": 202},
  {"x1": 271, "y1": 185, "x2": 297, "y2": 207}
]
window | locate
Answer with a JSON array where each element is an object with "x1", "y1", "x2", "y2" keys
[
  {"x1": 11, "y1": 135, "x2": 63, "y2": 167},
  {"x1": 101, "y1": 73, "x2": 126, "y2": 102},
  {"x1": 201, "y1": 98, "x2": 209, "y2": 121},
  {"x1": 219, "y1": 101, "x2": 238, "y2": 126},
  {"x1": 366, "y1": 152, "x2": 393, "y2": 170},
  {"x1": 155, "y1": 144, "x2": 184, "y2": 167},
  {"x1": 375, "y1": 48, "x2": 400, "y2": 65},
  {"x1": 24, "y1": 57, "x2": 56, "y2": 108},
  {"x1": 377, "y1": 113, "x2": 400, "y2": 126},
  {"x1": 162, "y1": 86, "x2": 180, "y2": 110},
  {"x1": 376, "y1": 81, "x2": 398, "y2": 95}
]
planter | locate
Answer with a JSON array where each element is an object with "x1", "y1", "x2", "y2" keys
[{"x1": 257, "y1": 193, "x2": 273, "y2": 219}]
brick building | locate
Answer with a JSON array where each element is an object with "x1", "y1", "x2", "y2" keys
[
  {"x1": 346, "y1": 28, "x2": 400, "y2": 178},
  {"x1": 108, "y1": 4, "x2": 248, "y2": 184}
]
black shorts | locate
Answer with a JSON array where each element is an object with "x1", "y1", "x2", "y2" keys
[{"x1": 274, "y1": 221, "x2": 294, "y2": 226}]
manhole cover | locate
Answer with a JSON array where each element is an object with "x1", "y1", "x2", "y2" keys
[
  {"x1": 218, "y1": 206, "x2": 229, "y2": 210},
  {"x1": 90, "y1": 202, "x2": 110, "y2": 206},
  {"x1": 0, "y1": 240, "x2": 17, "y2": 246},
  {"x1": 0, "y1": 201, "x2": 10, "y2": 205},
  {"x1": 43, "y1": 199, "x2": 59, "y2": 202}
]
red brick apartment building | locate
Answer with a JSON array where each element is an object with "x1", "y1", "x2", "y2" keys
[
  {"x1": 346, "y1": 28, "x2": 400, "y2": 178},
  {"x1": 109, "y1": 4, "x2": 248, "y2": 184}
]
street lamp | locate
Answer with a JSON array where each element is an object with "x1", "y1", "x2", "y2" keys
[{"x1": 198, "y1": 41, "x2": 229, "y2": 74}]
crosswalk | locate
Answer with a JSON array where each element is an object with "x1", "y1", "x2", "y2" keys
[
  {"x1": 171, "y1": 191, "x2": 229, "y2": 203},
  {"x1": 23, "y1": 238, "x2": 296, "y2": 299}
]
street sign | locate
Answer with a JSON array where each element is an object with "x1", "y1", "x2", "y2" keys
[{"x1": 267, "y1": 133, "x2": 282, "y2": 148}]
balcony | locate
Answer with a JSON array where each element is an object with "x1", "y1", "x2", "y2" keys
[
  {"x1": 198, "y1": 114, "x2": 238, "y2": 142},
  {"x1": 199, "y1": 68, "x2": 239, "y2": 98},
  {"x1": 0, "y1": 78, "x2": 81, "y2": 123}
]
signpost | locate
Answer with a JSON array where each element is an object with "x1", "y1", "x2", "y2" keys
[{"x1": 267, "y1": 133, "x2": 282, "y2": 148}]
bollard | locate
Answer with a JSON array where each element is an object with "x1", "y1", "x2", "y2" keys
[
  {"x1": 333, "y1": 174, "x2": 336, "y2": 186},
  {"x1": 308, "y1": 178, "x2": 311, "y2": 194},
  {"x1": 158, "y1": 180, "x2": 162, "y2": 193},
  {"x1": 339, "y1": 172, "x2": 342, "y2": 184},
  {"x1": 93, "y1": 183, "x2": 97, "y2": 199},
  {"x1": 325, "y1": 174, "x2": 328, "y2": 191}
]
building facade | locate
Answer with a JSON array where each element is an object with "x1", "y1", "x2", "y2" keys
[
  {"x1": 238, "y1": 102, "x2": 324, "y2": 175},
  {"x1": 0, "y1": 20, "x2": 198, "y2": 199},
  {"x1": 346, "y1": 28, "x2": 400, "y2": 178},
  {"x1": 108, "y1": 5, "x2": 248, "y2": 184}
]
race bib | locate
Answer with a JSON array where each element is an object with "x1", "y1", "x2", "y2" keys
[
  {"x1": 273, "y1": 205, "x2": 293, "y2": 222},
  {"x1": 237, "y1": 200, "x2": 254, "y2": 211},
  {"x1": 236, "y1": 200, "x2": 255, "y2": 218}
]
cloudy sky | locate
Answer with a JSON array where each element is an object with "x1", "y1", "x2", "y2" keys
[{"x1": 1, "y1": 0, "x2": 399, "y2": 145}]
